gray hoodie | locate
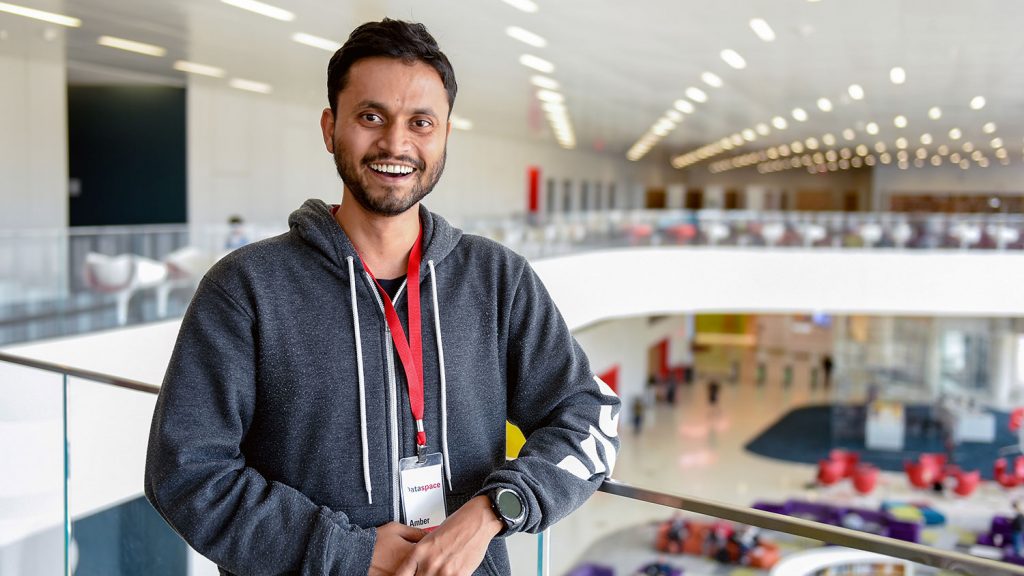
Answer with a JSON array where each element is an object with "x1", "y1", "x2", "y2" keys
[{"x1": 145, "y1": 200, "x2": 621, "y2": 575}]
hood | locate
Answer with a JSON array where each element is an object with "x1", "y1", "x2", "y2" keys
[{"x1": 287, "y1": 199, "x2": 464, "y2": 276}]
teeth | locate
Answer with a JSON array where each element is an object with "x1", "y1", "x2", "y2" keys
[{"x1": 371, "y1": 163, "x2": 414, "y2": 175}]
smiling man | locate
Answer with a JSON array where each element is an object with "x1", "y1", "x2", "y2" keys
[{"x1": 145, "y1": 19, "x2": 620, "y2": 576}]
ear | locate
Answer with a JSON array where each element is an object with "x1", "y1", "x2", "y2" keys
[
  {"x1": 446, "y1": 119, "x2": 453, "y2": 138},
  {"x1": 320, "y1": 108, "x2": 336, "y2": 153}
]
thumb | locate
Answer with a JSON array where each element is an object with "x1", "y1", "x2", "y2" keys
[{"x1": 394, "y1": 522, "x2": 428, "y2": 542}]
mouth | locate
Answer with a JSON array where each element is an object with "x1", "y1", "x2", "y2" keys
[{"x1": 367, "y1": 162, "x2": 417, "y2": 181}]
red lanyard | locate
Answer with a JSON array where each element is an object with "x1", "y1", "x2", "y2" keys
[{"x1": 360, "y1": 229, "x2": 427, "y2": 452}]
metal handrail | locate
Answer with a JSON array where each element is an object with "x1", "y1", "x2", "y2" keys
[
  {"x1": 599, "y1": 480, "x2": 1023, "y2": 576},
  {"x1": 2, "y1": 350, "x2": 1021, "y2": 575},
  {"x1": 0, "y1": 351, "x2": 160, "y2": 395}
]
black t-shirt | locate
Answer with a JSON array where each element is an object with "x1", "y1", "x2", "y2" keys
[
  {"x1": 1013, "y1": 513, "x2": 1024, "y2": 532},
  {"x1": 376, "y1": 276, "x2": 406, "y2": 300}
]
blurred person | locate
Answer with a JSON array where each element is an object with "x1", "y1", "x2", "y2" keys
[
  {"x1": 1013, "y1": 500, "x2": 1024, "y2": 558},
  {"x1": 145, "y1": 19, "x2": 619, "y2": 576},
  {"x1": 224, "y1": 214, "x2": 250, "y2": 250}
]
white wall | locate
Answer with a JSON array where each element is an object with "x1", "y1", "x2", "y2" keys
[
  {"x1": 185, "y1": 77, "x2": 665, "y2": 230},
  {"x1": 0, "y1": 19, "x2": 67, "y2": 231}
]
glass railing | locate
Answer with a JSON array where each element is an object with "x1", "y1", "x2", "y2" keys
[
  {"x1": 3, "y1": 351, "x2": 1023, "y2": 575},
  {"x1": 3, "y1": 210, "x2": 1022, "y2": 346}
]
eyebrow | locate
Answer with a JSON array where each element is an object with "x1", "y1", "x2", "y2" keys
[{"x1": 356, "y1": 100, "x2": 439, "y2": 119}]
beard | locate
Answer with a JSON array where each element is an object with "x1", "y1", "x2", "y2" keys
[{"x1": 334, "y1": 143, "x2": 447, "y2": 217}]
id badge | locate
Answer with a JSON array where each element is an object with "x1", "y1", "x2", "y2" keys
[{"x1": 398, "y1": 452, "x2": 448, "y2": 531}]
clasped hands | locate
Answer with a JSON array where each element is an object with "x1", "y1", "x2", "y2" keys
[{"x1": 369, "y1": 495, "x2": 504, "y2": 576}]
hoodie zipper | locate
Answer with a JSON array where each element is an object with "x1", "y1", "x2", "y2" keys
[{"x1": 365, "y1": 272, "x2": 407, "y2": 523}]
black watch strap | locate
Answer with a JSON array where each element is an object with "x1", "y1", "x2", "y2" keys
[{"x1": 488, "y1": 487, "x2": 525, "y2": 535}]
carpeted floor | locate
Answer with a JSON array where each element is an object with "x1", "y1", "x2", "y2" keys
[{"x1": 744, "y1": 404, "x2": 1015, "y2": 479}]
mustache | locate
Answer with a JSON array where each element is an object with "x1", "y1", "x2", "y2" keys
[{"x1": 362, "y1": 154, "x2": 425, "y2": 172}]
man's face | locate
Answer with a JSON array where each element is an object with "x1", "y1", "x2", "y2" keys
[{"x1": 321, "y1": 57, "x2": 452, "y2": 217}]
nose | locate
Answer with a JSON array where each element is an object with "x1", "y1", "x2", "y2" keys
[{"x1": 376, "y1": 121, "x2": 412, "y2": 156}]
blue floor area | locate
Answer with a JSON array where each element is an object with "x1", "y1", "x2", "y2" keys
[{"x1": 744, "y1": 404, "x2": 1015, "y2": 480}]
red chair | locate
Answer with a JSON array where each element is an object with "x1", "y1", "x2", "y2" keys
[
  {"x1": 852, "y1": 464, "x2": 879, "y2": 494},
  {"x1": 996, "y1": 458, "x2": 1022, "y2": 488},
  {"x1": 905, "y1": 461, "x2": 934, "y2": 489},
  {"x1": 830, "y1": 449, "x2": 861, "y2": 478},
  {"x1": 1015, "y1": 456, "x2": 1024, "y2": 480},
  {"x1": 818, "y1": 459, "x2": 845, "y2": 485},
  {"x1": 953, "y1": 470, "x2": 981, "y2": 497}
]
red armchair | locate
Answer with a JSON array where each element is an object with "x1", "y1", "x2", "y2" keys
[{"x1": 952, "y1": 469, "x2": 981, "y2": 497}]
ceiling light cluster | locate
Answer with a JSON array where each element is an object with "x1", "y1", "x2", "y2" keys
[
  {"x1": 0, "y1": 1, "x2": 81, "y2": 26},
  {"x1": 507, "y1": 9, "x2": 573, "y2": 148}
]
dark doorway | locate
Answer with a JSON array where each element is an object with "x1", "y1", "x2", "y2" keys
[
  {"x1": 685, "y1": 189, "x2": 703, "y2": 210},
  {"x1": 645, "y1": 188, "x2": 667, "y2": 209},
  {"x1": 68, "y1": 86, "x2": 187, "y2": 226}
]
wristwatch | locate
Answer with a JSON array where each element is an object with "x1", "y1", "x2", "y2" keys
[{"x1": 487, "y1": 487, "x2": 525, "y2": 535}]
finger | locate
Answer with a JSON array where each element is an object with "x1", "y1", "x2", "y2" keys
[
  {"x1": 394, "y1": 523, "x2": 428, "y2": 542},
  {"x1": 394, "y1": 556, "x2": 419, "y2": 576}
]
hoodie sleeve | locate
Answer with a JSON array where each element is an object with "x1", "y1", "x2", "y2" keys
[
  {"x1": 144, "y1": 276, "x2": 376, "y2": 574},
  {"x1": 475, "y1": 262, "x2": 621, "y2": 535}
]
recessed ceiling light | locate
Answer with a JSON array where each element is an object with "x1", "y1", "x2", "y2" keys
[
  {"x1": 220, "y1": 0, "x2": 294, "y2": 21},
  {"x1": 749, "y1": 18, "x2": 776, "y2": 42},
  {"x1": 685, "y1": 87, "x2": 708, "y2": 103},
  {"x1": 536, "y1": 89, "x2": 564, "y2": 103},
  {"x1": 970, "y1": 96, "x2": 986, "y2": 110},
  {"x1": 817, "y1": 98, "x2": 832, "y2": 112},
  {"x1": 742, "y1": 128, "x2": 757, "y2": 141},
  {"x1": 894, "y1": 115, "x2": 907, "y2": 128},
  {"x1": 895, "y1": 137, "x2": 908, "y2": 150},
  {"x1": 505, "y1": 26, "x2": 546, "y2": 48},
  {"x1": 991, "y1": 137, "x2": 1004, "y2": 149},
  {"x1": 519, "y1": 54, "x2": 554, "y2": 73},
  {"x1": 920, "y1": 133, "x2": 933, "y2": 145},
  {"x1": 772, "y1": 116, "x2": 788, "y2": 130},
  {"x1": 805, "y1": 137, "x2": 819, "y2": 149},
  {"x1": 983, "y1": 122, "x2": 997, "y2": 134},
  {"x1": 875, "y1": 141, "x2": 887, "y2": 153},
  {"x1": 720, "y1": 49, "x2": 747, "y2": 69},
  {"x1": 949, "y1": 128, "x2": 962, "y2": 140},
  {"x1": 823, "y1": 133, "x2": 836, "y2": 146},
  {"x1": 97, "y1": 35, "x2": 166, "y2": 57},
  {"x1": 229, "y1": 78, "x2": 272, "y2": 94},
  {"x1": 173, "y1": 60, "x2": 225, "y2": 78},
  {"x1": 848, "y1": 84, "x2": 865, "y2": 100},
  {"x1": 0, "y1": 1, "x2": 80, "y2": 27},
  {"x1": 673, "y1": 99, "x2": 695, "y2": 114},
  {"x1": 291, "y1": 32, "x2": 341, "y2": 52},
  {"x1": 962, "y1": 141, "x2": 974, "y2": 153},
  {"x1": 701, "y1": 71, "x2": 723, "y2": 88},
  {"x1": 530, "y1": 75, "x2": 559, "y2": 90},
  {"x1": 792, "y1": 108, "x2": 808, "y2": 122},
  {"x1": 666, "y1": 109, "x2": 683, "y2": 122},
  {"x1": 500, "y1": 0, "x2": 538, "y2": 11},
  {"x1": 865, "y1": 122, "x2": 879, "y2": 135},
  {"x1": 928, "y1": 106, "x2": 942, "y2": 120},
  {"x1": 889, "y1": 66, "x2": 906, "y2": 85},
  {"x1": 755, "y1": 123, "x2": 770, "y2": 136},
  {"x1": 842, "y1": 128, "x2": 856, "y2": 141}
]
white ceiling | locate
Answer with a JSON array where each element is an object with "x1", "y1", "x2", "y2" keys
[{"x1": 5, "y1": 0, "x2": 1024, "y2": 169}]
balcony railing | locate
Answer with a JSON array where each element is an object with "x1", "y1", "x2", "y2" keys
[{"x1": 2, "y1": 350, "x2": 1022, "y2": 575}]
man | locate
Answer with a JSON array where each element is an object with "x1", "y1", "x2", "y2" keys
[{"x1": 144, "y1": 18, "x2": 620, "y2": 576}]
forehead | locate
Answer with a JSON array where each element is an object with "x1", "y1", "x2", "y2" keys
[{"x1": 340, "y1": 57, "x2": 448, "y2": 114}]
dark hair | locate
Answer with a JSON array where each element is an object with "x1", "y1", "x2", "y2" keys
[{"x1": 327, "y1": 18, "x2": 457, "y2": 116}]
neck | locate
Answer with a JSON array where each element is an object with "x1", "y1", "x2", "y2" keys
[{"x1": 335, "y1": 190, "x2": 420, "y2": 279}]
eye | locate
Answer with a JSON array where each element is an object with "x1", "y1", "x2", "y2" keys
[
  {"x1": 361, "y1": 113, "x2": 384, "y2": 124},
  {"x1": 412, "y1": 118, "x2": 434, "y2": 130}
]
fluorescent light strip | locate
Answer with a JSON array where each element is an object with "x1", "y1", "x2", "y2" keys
[
  {"x1": 720, "y1": 49, "x2": 747, "y2": 69},
  {"x1": 519, "y1": 54, "x2": 554, "y2": 73},
  {"x1": 173, "y1": 60, "x2": 225, "y2": 78},
  {"x1": 530, "y1": 75, "x2": 559, "y2": 90},
  {"x1": 749, "y1": 18, "x2": 775, "y2": 42},
  {"x1": 505, "y1": 26, "x2": 546, "y2": 48},
  {"x1": 450, "y1": 114, "x2": 473, "y2": 131},
  {"x1": 220, "y1": 0, "x2": 294, "y2": 22},
  {"x1": 97, "y1": 36, "x2": 166, "y2": 57},
  {"x1": 701, "y1": 71, "x2": 723, "y2": 88},
  {"x1": 292, "y1": 32, "x2": 341, "y2": 52},
  {"x1": 500, "y1": 0, "x2": 539, "y2": 13},
  {"x1": 229, "y1": 78, "x2": 272, "y2": 94},
  {"x1": 0, "y1": 2, "x2": 80, "y2": 27}
]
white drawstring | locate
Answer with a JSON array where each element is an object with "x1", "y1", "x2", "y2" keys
[
  {"x1": 428, "y1": 260, "x2": 453, "y2": 490},
  {"x1": 347, "y1": 257, "x2": 373, "y2": 504}
]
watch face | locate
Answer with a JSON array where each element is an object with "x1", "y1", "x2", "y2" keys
[{"x1": 496, "y1": 489, "x2": 524, "y2": 520}]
